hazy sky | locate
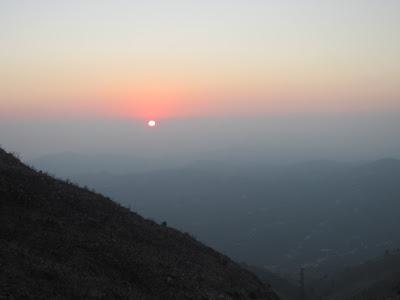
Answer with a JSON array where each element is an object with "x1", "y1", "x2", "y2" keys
[{"x1": 0, "y1": 1, "x2": 399, "y2": 160}]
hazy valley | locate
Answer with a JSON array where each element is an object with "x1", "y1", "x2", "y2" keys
[{"x1": 27, "y1": 152, "x2": 400, "y2": 299}]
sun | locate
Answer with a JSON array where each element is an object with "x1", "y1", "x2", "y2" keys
[{"x1": 148, "y1": 120, "x2": 156, "y2": 127}]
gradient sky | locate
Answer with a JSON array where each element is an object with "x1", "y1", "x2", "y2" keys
[
  {"x1": 1, "y1": 1, "x2": 400, "y2": 161},
  {"x1": 1, "y1": 0, "x2": 399, "y2": 120}
]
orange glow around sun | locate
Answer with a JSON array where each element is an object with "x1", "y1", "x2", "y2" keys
[{"x1": 100, "y1": 82, "x2": 201, "y2": 120}]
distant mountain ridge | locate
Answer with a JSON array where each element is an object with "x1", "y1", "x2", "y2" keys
[
  {"x1": 52, "y1": 156, "x2": 400, "y2": 273},
  {"x1": 0, "y1": 148, "x2": 279, "y2": 299}
]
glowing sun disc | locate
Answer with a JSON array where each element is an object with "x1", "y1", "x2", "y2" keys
[{"x1": 148, "y1": 120, "x2": 156, "y2": 127}]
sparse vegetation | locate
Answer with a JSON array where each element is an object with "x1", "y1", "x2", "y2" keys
[{"x1": 0, "y1": 148, "x2": 278, "y2": 299}]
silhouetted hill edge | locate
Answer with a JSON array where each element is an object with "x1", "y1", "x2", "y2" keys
[{"x1": 0, "y1": 148, "x2": 279, "y2": 300}]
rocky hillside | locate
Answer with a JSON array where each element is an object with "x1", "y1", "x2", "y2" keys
[{"x1": 0, "y1": 148, "x2": 278, "y2": 300}]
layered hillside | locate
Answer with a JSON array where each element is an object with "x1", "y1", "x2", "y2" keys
[
  {"x1": 242, "y1": 264, "x2": 299, "y2": 300},
  {"x1": 0, "y1": 148, "x2": 278, "y2": 299},
  {"x1": 65, "y1": 158, "x2": 400, "y2": 272},
  {"x1": 310, "y1": 251, "x2": 400, "y2": 299}
]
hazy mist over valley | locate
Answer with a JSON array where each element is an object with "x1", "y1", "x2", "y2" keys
[
  {"x1": 2, "y1": 112, "x2": 400, "y2": 163},
  {"x1": 2, "y1": 1, "x2": 400, "y2": 299},
  {"x1": 28, "y1": 152, "x2": 400, "y2": 272},
  {"x1": 2, "y1": 112, "x2": 400, "y2": 299}
]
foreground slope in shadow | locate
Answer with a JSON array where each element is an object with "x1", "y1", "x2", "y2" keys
[
  {"x1": 309, "y1": 251, "x2": 400, "y2": 300},
  {"x1": 0, "y1": 148, "x2": 278, "y2": 300}
]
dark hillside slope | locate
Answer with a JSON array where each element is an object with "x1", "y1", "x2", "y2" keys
[
  {"x1": 72, "y1": 158, "x2": 400, "y2": 272},
  {"x1": 0, "y1": 148, "x2": 278, "y2": 300},
  {"x1": 310, "y1": 252, "x2": 400, "y2": 299},
  {"x1": 242, "y1": 264, "x2": 299, "y2": 300}
]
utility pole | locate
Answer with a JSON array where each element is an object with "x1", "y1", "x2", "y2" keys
[{"x1": 299, "y1": 267, "x2": 306, "y2": 300}]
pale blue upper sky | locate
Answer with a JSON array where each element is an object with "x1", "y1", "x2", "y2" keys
[
  {"x1": 1, "y1": 0, "x2": 399, "y2": 118},
  {"x1": 0, "y1": 1, "x2": 399, "y2": 159}
]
